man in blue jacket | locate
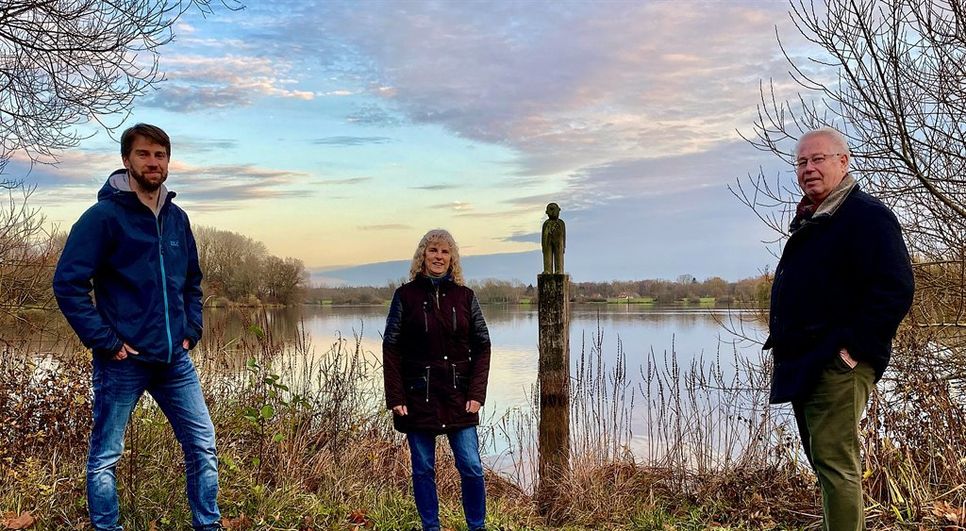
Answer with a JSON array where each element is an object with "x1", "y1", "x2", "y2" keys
[
  {"x1": 53, "y1": 124, "x2": 220, "y2": 530},
  {"x1": 765, "y1": 127, "x2": 914, "y2": 530}
]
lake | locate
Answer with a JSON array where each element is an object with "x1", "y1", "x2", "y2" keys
[
  {"x1": 207, "y1": 303, "x2": 766, "y2": 408},
  {"x1": 204, "y1": 303, "x2": 774, "y2": 472}
]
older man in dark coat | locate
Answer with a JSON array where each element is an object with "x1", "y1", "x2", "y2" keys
[{"x1": 764, "y1": 127, "x2": 914, "y2": 530}]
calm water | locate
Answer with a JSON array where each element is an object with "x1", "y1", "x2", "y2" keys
[
  {"x1": 205, "y1": 304, "x2": 769, "y2": 438},
  {"x1": 21, "y1": 303, "x2": 771, "y2": 473}
]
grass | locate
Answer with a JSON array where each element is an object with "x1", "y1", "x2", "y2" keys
[
  {"x1": 1, "y1": 310, "x2": 964, "y2": 530},
  {"x1": 605, "y1": 297, "x2": 655, "y2": 304}
]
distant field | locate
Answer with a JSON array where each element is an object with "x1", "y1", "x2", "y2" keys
[{"x1": 605, "y1": 297, "x2": 656, "y2": 304}]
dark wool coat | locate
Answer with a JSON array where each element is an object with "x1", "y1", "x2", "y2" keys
[
  {"x1": 765, "y1": 181, "x2": 914, "y2": 404},
  {"x1": 383, "y1": 275, "x2": 491, "y2": 433}
]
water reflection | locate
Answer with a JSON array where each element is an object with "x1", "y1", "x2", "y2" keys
[{"x1": 202, "y1": 304, "x2": 767, "y2": 419}]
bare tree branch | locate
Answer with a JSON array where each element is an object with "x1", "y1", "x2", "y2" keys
[{"x1": 0, "y1": 0, "x2": 243, "y2": 171}]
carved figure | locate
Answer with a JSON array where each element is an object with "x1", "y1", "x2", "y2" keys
[{"x1": 541, "y1": 202, "x2": 565, "y2": 274}]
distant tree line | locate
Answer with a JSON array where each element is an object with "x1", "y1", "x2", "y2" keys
[
  {"x1": 194, "y1": 226, "x2": 307, "y2": 306},
  {"x1": 0, "y1": 203, "x2": 307, "y2": 332},
  {"x1": 572, "y1": 276, "x2": 771, "y2": 305},
  {"x1": 305, "y1": 275, "x2": 773, "y2": 306}
]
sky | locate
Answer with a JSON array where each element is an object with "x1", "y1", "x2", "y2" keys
[{"x1": 17, "y1": 0, "x2": 818, "y2": 282}]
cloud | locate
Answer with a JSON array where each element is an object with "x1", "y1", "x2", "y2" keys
[
  {"x1": 311, "y1": 136, "x2": 393, "y2": 146},
  {"x1": 455, "y1": 207, "x2": 531, "y2": 220},
  {"x1": 500, "y1": 231, "x2": 541, "y2": 244},
  {"x1": 181, "y1": 186, "x2": 307, "y2": 208},
  {"x1": 316, "y1": 176, "x2": 372, "y2": 185},
  {"x1": 5, "y1": 150, "x2": 119, "y2": 188},
  {"x1": 503, "y1": 192, "x2": 573, "y2": 209},
  {"x1": 410, "y1": 183, "x2": 462, "y2": 191},
  {"x1": 564, "y1": 139, "x2": 794, "y2": 204},
  {"x1": 146, "y1": 55, "x2": 314, "y2": 112},
  {"x1": 251, "y1": 1, "x2": 798, "y2": 179},
  {"x1": 177, "y1": 136, "x2": 239, "y2": 153},
  {"x1": 359, "y1": 224, "x2": 411, "y2": 231},
  {"x1": 559, "y1": 186, "x2": 778, "y2": 280},
  {"x1": 171, "y1": 161, "x2": 312, "y2": 207},
  {"x1": 12, "y1": 149, "x2": 316, "y2": 211},
  {"x1": 175, "y1": 22, "x2": 196, "y2": 34},
  {"x1": 428, "y1": 201, "x2": 473, "y2": 212},
  {"x1": 346, "y1": 105, "x2": 406, "y2": 127}
]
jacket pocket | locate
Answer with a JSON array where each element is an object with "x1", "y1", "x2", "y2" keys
[
  {"x1": 406, "y1": 366, "x2": 431, "y2": 403},
  {"x1": 451, "y1": 360, "x2": 471, "y2": 392}
]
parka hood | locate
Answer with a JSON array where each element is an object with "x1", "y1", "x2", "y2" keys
[{"x1": 98, "y1": 169, "x2": 172, "y2": 208}]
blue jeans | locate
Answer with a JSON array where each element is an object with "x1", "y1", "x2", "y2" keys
[
  {"x1": 408, "y1": 427, "x2": 486, "y2": 531},
  {"x1": 88, "y1": 351, "x2": 220, "y2": 530}
]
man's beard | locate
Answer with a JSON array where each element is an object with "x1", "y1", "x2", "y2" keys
[{"x1": 129, "y1": 168, "x2": 167, "y2": 192}]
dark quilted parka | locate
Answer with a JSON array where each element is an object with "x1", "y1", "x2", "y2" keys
[{"x1": 383, "y1": 275, "x2": 491, "y2": 433}]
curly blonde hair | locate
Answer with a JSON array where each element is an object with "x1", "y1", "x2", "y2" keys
[{"x1": 408, "y1": 229, "x2": 464, "y2": 285}]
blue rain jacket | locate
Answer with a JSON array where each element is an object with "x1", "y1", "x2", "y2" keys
[{"x1": 53, "y1": 170, "x2": 203, "y2": 364}]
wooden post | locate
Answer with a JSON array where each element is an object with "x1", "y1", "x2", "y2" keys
[{"x1": 537, "y1": 273, "x2": 570, "y2": 519}]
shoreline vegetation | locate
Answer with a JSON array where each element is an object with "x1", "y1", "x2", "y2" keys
[
  {"x1": 2, "y1": 307, "x2": 964, "y2": 530},
  {"x1": 303, "y1": 296, "x2": 731, "y2": 307},
  {"x1": 195, "y1": 275, "x2": 773, "y2": 309},
  {"x1": 302, "y1": 276, "x2": 772, "y2": 309},
  {"x1": 0, "y1": 184, "x2": 963, "y2": 529},
  {"x1": 0, "y1": 0, "x2": 964, "y2": 527}
]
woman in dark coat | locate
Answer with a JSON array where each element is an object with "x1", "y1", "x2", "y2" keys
[{"x1": 383, "y1": 229, "x2": 491, "y2": 531}]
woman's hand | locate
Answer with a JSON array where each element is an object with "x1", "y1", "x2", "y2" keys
[
  {"x1": 465, "y1": 400, "x2": 481, "y2": 414},
  {"x1": 392, "y1": 405, "x2": 408, "y2": 416}
]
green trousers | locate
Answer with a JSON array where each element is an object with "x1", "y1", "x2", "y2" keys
[{"x1": 793, "y1": 354, "x2": 875, "y2": 531}]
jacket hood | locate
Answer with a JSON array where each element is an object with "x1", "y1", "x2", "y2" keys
[{"x1": 98, "y1": 169, "x2": 172, "y2": 206}]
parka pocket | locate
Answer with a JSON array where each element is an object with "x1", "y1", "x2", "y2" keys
[
  {"x1": 406, "y1": 366, "x2": 431, "y2": 403},
  {"x1": 451, "y1": 361, "x2": 471, "y2": 392}
]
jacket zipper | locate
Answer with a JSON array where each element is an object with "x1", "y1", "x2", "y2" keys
[
  {"x1": 422, "y1": 302, "x2": 429, "y2": 332},
  {"x1": 156, "y1": 214, "x2": 174, "y2": 363},
  {"x1": 424, "y1": 366, "x2": 431, "y2": 402},
  {"x1": 452, "y1": 306, "x2": 456, "y2": 331},
  {"x1": 452, "y1": 364, "x2": 457, "y2": 389}
]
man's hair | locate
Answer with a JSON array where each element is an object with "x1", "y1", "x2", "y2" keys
[
  {"x1": 408, "y1": 229, "x2": 464, "y2": 285},
  {"x1": 796, "y1": 127, "x2": 850, "y2": 156},
  {"x1": 121, "y1": 123, "x2": 171, "y2": 158}
]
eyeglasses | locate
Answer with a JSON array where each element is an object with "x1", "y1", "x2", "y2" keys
[{"x1": 794, "y1": 153, "x2": 843, "y2": 170}]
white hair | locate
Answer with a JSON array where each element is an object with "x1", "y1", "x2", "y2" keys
[{"x1": 796, "y1": 127, "x2": 851, "y2": 156}]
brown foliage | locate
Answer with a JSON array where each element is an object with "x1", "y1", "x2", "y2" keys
[
  {"x1": 0, "y1": 351, "x2": 91, "y2": 468},
  {"x1": 1, "y1": 512, "x2": 35, "y2": 530}
]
